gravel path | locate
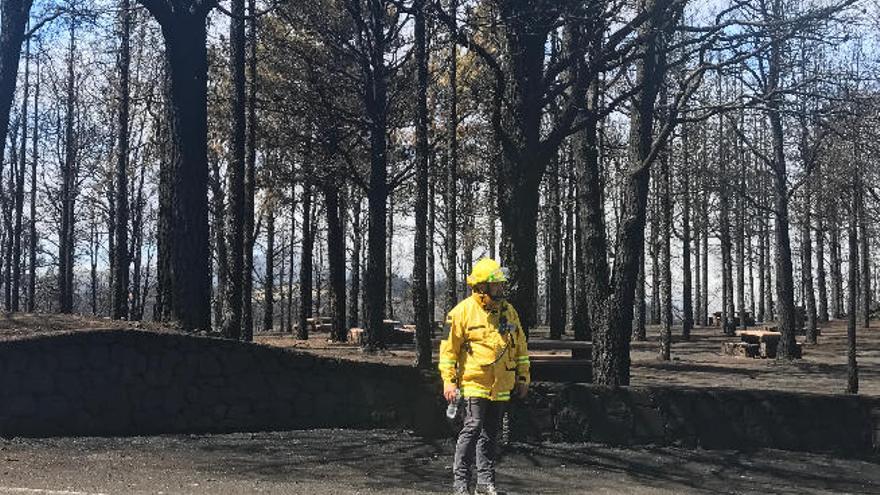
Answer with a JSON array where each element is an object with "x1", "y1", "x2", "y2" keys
[{"x1": 1, "y1": 429, "x2": 878, "y2": 494}]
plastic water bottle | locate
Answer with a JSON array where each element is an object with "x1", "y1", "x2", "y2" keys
[{"x1": 446, "y1": 389, "x2": 462, "y2": 420}]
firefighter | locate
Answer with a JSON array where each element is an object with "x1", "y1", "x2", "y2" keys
[{"x1": 439, "y1": 258, "x2": 530, "y2": 495}]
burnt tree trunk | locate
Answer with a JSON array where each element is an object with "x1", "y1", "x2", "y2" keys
[
  {"x1": 59, "y1": 21, "x2": 78, "y2": 314},
  {"x1": 816, "y1": 215, "x2": 829, "y2": 323},
  {"x1": 298, "y1": 182, "x2": 313, "y2": 340},
  {"x1": 444, "y1": 0, "x2": 459, "y2": 315},
  {"x1": 736, "y1": 153, "x2": 746, "y2": 330},
  {"x1": 286, "y1": 188, "x2": 297, "y2": 333},
  {"x1": 142, "y1": 0, "x2": 214, "y2": 331},
  {"x1": 27, "y1": 55, "x2": 39, "y2": 312},
  {"x1": 564, "y1": 162, "x2": 575, "y2": 332},
  {"x1": 649, "y1": 182, "x2": 660, "y2": 325},
  {"x1": 324, "y1": 183, "x2": 347, "y2": 342},
  {"x1": 694, "y1": 207, "x2": 702, "y2": 328},
  {"x1": 242, "y1": 0, "x2": 258, "y2": 342},
  {"x1": 681, "y1": 122, "x2": 693, "y2": 340},
  {"x1": 765, "y1": 0, "x2": 797, "y2": 358},
  {"x1": 846, "y1": 185, "x2": 859, "y2": 394},
  {"x1": 542, "y1": 195, "x2": 551, "y2": 325},
  {"x1": 659, "y1": 127, "x2": 672, "y2": 361},
  {"x1": 858, "y1": 184, "x2": 870, "y2": 329},
  {"x1": 209, "y1": 157, "x2": 227, "y2": 328},
  {"x1": 748, "y1": 216, "x2": 756, "y2": 318},
  {"x1": 349, "y1": 195, "x2": 362, "y2": 329},
  {"x1": 0, "y1": 0, "x2": 34, "y2": 195},
  {"x1": 222, "y1": 0, "x2": 246, "y2": 339},
  {"x1": 548, "y1": 149, "x2": 564, "y2": 339},
  {"x1": 758, "y1": 210, "x2": 766, "y2": 322},
  {"x1": 130, "y1": 153, "x2": 146, "y2": 320},
  {"x1": 763, "y1": 193, "x2": 775, "y2": 322},
  {"x1": 701, "y1": 175, "x2": 709, "y2": 326},
  {"x1": 694, "y1": 141, "x2": 702, "y2": 327},
  {"x1": 589, "y1": 0, "x2": 678, "y2": 386},
  {"x1": 360, "y1": 0, "x2": 390, "y2": 351},
  {"x1": 802, "y1": 187, "x2": 818, "y2": 344},
  {"x1": 830, "y1": 214, "x2": 843, "y2": 319},
  {"x1": 718, "y1": 107, "x2": 734, "y2": 336},
  {"x1": 314, "y1": 226, "x2": 323, "y2": 318},
  {"x1": 493, "y1": 2, "x2": 589, "y2": 333},
  {"x1": 427, "y1": 178, "x2": 436, "y2": 327},
  {"x1": 413, "y1": 0, "x2": 432, "y2": 368},
  {"x1": 263, "y1": 202, "x2": 275, "y2": 332},
  {"x1": 573, "y1": 80, "x2": 601, "y2": 343},
  {"x1": 386, "y1": 192, "x2": 394, "y2": 320},
  {"x1": 634, "y1": 249, "x2": 646, "y2": 341},
  {"x1": 278, "y1": 232, "x2": 286, "y2": 333},
  {"x1": 154, "y1": 100, "x2": 171, "y2": 322},
  {"x1": 89, "y1": 216, "x2": 98, "y2": 315},
  {"x1": 12, "y1": 34, "x2": 29, "y2": 313},
  {"x1": 112, "y1": 0, "x2": 132, "y2": 320}
]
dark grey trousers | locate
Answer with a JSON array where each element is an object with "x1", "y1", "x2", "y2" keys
[{"x1": 453, "y1": 398, "x2": 505, "y2": 490}]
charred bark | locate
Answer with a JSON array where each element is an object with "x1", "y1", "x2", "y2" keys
[
  {"x1": 12, "y1": 34, "x2": 29, "y2": 313},
  {"x1": 222, "y1": 0, "x2": 246, "y2": 339},
  {"x1": 659, "y1": 127, "x2": 672, "y2": 361},
  {"x1": 349, "y1": 195, "x2": 362, "y2": 329},
  {"x1": 846, "y1": 187, "x2": 859, "y2": 394},
  {"x1": 413, "y1": 0, "x2": 432, "y2": 368},
  {"x1": 27, "y1": 55, "x2": 39, "y2": 312},
  {"x1": 816, "y1": 215, "x2": 829, "y2": 323},
  {"x1": 144, "y1": 0, "x2": 214, "y2": 331},
  {"x1": 324, "y1": 183, "x2": 347, "y2": 342},
  {"x1": 0, "y1": 0, "x2": 34, "y2": 196},
  {"x1": 112, "y1": 0, "x2": 132, "y2": 320},
  {"x1": 263, "y1": 203, "x2": 275, "y2": 332},
  {"x1": 802, "y1": 188, "x2": 818, "y2": 344},
  {"x1": 444, "y1": 0, "x2": 458, "y2": 315},
  {"x1": 681, "y1": 123, "x2": 693, "y2": 340},
  {"x1": 298, "y1": 182, "x2": 313, "y2": 340}
]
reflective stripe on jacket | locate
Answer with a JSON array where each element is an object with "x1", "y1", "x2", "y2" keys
[{"x1": 438, "y1": 294, "x2": 530, "y2": 402}]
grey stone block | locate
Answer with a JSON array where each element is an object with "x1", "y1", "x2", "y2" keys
[{"x1": 7, "y1": 394, "x2": 36, "y2": 416}]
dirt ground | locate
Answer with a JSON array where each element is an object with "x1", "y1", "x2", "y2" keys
[
  {"x1": 0, "y1": 313, "x2": 171, "y2": 341},
  {"x1": 257, "y1": 319, "x2": 880, "y2": 397},
  {"x1": 0, "y1": 429, "x2": 878, "y2": 494}
]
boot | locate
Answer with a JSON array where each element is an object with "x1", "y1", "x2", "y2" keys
[{"x1": 475, "y1": 484, "x2": 498, "y2": 495}]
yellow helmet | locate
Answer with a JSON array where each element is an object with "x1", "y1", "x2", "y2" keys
[{"x1": 467, "y1": 258, "x2": 508, "y2": 286}]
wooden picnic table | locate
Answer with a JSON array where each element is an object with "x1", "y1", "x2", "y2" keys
[
  {"x1": 735, "y1": 329, "x2": 781, "y2": 342},
  {"x1": 733, "y1": 329, "x2": 781, "y2": 358}
]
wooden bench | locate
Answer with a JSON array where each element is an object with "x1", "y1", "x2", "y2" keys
[{"x1": 721, "y1": 341, "x2": 759, "y2": 358}]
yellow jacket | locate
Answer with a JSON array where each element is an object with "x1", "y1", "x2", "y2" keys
[{"x1": 438, "y1": 294, "x2": 530, "y2": 402}]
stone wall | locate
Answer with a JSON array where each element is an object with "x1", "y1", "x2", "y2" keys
[
  {"x1": 0, "y1": 330, "x2": 449, "y2": 438},
  {"x1": 1, "y1": 330, "x2": 877, "y2": 454},
  {"x1": 510, "y1": 383, "x2": 880, "y2": 454}
]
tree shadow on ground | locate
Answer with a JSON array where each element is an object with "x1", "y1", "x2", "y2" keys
[{"x1": 184, "y1": 430, "x2": 880, "y2": 494}]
